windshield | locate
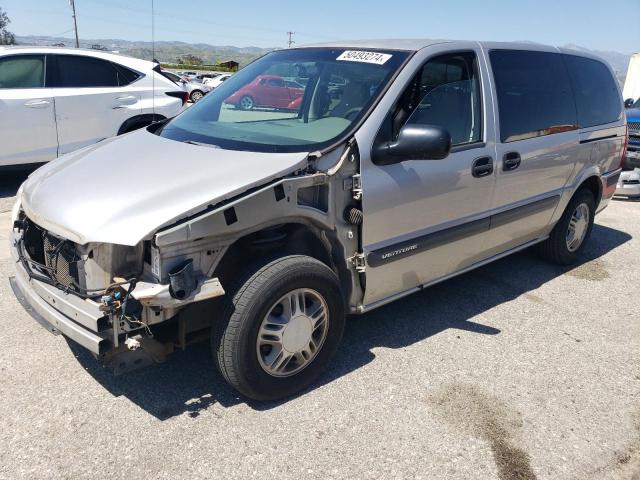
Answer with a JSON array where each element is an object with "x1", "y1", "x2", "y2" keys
[{"x1": 159, "y1": 48, "x2": 410, "y2": 152}]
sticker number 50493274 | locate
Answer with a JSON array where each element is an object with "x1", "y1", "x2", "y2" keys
[{"x1": 336, "y1": 50, "x2": 392, "y2": 65}]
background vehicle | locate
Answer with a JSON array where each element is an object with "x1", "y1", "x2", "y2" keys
[
  {"x1": 224, "y1": 74, "x2": 304, "y2": 110},
  {"x1": 161, "y1": 70, "x2": 210, "y2": 102},
  {"x1": 0, "y1": 46, "x2": 187, "y2": 166},
  {"x1": 194, "y1": 73, "x2": 220, "y2": 83},
  {"x1": 10, "y1": 41, "x2": 625, "y2": 401},
  {"x1": 203, "y1": 73, "x2": 232, "y2": 89},
  {"x1": 615, "y1": 97, "x2": 640, "y2": 198}
]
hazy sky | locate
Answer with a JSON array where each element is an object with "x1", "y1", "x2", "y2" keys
[{"x1": 2, "y1": 0, "x2": 638, "y2": 53}]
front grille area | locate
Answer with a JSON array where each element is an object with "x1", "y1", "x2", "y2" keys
[
  {"x1": 42, "y1": 233, "x2": 81, "y2": 290},
  {"x1": 21, "y1": 219, "x2": 82, "y2": 292},
  {"x1": 628, "y1": 121, "x2": 640, "y2": 132}
]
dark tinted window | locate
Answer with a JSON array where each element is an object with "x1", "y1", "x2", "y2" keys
[
  {"x1": 52, "y1": 55, "x2": 119, "y2": 88},
  {"x1": 0, "y1": 55, "x2": 45, "y2": 88},
  {"x1": 402, "y1": 52, "x2": 482, "y2": 145},
  {"x1": 112, "y1": 63, "x2": 141, "y2": 86},
  {"x1": 490, "y1": 50, "x2": 577, "y2": 142},
  {"x1": 563, "y1": 54, "x2": 621, "y2": 128},
  {"x1": 267, "y1": 78, "x2": 285, "y2": 87}
]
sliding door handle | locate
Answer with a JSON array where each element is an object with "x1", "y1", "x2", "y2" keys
[{"x1": 503, "y1": 152, "x2": 521, "y2": 171}]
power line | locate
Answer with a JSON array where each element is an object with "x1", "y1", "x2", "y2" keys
[{"x1": 287, "y1": 31, "x2": 295, "y2": 48}]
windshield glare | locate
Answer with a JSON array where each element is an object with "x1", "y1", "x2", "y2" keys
[{"x1": 159, "y1": 48, "x2": 409, "y2": 152}]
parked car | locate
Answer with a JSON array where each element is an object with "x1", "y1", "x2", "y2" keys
[
  {"x1": 0, "y1": 46, "x2": 187, "y2": 167},
  {"x1": 615, "y1": 97, "x2": 640, "y2": 197},
  {"x1": 224, "y1": 74, "x2": 304, "y2": 110},
  {"x1": 203, "y1": 73, "x2": 232, "y2": 89},
  {"x1": 10, "y1": 40, "x2": 625, "y2": 401},
  {"x1": 194, "y1": 73, "x2": 220, "y2": 83},
  {"x1": 161, "y1": 70, "x2": 211, "y2": 102}
]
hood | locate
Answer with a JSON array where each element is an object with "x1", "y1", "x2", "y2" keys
[{"x1": 21, "y1": 129, "x2": 309, "y2": 246}]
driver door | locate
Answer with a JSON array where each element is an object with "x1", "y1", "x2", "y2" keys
[{"x1": 358, "y1": 45, "x2": 498, "y2": 307}]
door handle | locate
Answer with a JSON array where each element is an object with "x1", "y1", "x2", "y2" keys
[
  {"x1": 472, "y1": 156, "x2": 494, "y2": 178},
  {"x1": 24, "y1": 99, "x2": 51, "y2": 108},
  {"x1": 112, "y1": 95, "x2": 138, "y2": 109},
  {"x1": 503, "y1": 152, "x2": 521, "y2": 171}
]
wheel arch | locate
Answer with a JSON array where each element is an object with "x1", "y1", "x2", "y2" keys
[
  {"x1": 117, "y1": 114, "x2": 167, "y2": 135},
  {"x1": 213, "y1": 222, "x2": 352, "y2": 304},
  {"x1": 578, "y1": 175, "x2": 602, "y2": 204}
]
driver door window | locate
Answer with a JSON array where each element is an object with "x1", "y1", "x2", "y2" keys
[{"x1": 394, "y1": 52, "x2": 482, "y2": 146}]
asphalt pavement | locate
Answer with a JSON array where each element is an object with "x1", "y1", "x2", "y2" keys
[{"x1": 0, "y1": 168, "x2": 638, "y2": 480}]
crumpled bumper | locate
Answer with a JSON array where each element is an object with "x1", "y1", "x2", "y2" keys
[
  {"x1": 9, "y1": 228, "x2": 225, "y2": 357},
  {"x1": 10, "y1": 232, "x2": 111, "y2": 355}
]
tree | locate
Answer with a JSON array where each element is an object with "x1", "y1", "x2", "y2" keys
[
  {"x1": 0, "y1": 8, "x2": 15, "y2": 45},
  {"x1": 176, "y1": 54, "x2": 204, "y2": 66}
]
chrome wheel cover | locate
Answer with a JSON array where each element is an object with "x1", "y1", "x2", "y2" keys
[
  {"x1": 191, "y1": 91, "x2": 203, "y2": 102},
  {"x1": 240, "y1": 96, "x2": 254, "y2": 110},
  {"x1": 257, "y1": 288, "x2": 329, "y2": 377},
  {"x1": 566, "y1": 203, "x2": 590, "y2": 252}
]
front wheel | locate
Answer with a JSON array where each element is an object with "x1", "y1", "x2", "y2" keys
[
  {"x1": 238, "y1": 95, "x2": 255, "y2": 110},
  {"x1": 212, "y1": 255, "x2": 345, "y2": 401},
  {"x1": 538, "y1": 188, "x2": 596, "y2": 265}
]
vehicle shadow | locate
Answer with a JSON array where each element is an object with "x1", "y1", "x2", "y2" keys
[
  {"x1": 0, "y1": 166, "x2": 41, "y2": 210},
  {"x1": 70, "y1": 223, "x2": 631, "y2": 419}
]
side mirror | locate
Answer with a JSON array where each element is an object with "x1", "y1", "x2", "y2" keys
[
  {"x1": 625, "y1": 98, "x2": 634, "y2": 108},
  {"x1": 373, "y1": 125, "x2": 452, "y2": 165}
]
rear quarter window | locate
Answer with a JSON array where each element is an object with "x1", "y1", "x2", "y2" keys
[
  {"x1": 563, "y1": 54, "x2": 622, "y2": 128},
  {"x1": 490, "y1": 50, "x2": 577, "y2": 143},
  {"x1": 112, "y1": 62, "x2": 142, "y2": 86}
]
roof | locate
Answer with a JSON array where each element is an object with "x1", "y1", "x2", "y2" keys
[
  {"x1": 0, "y1": 45, "x2": 153, "y2": 70},
  {"x1": 300, "y1": 38, "x2": 585, "y2": 54},
  {"x1": 297, "y1": 39, "x2": 613, "y2": 65},
  {"x1": 302, "y1": 38, "x2": 451, "y2": 51}
]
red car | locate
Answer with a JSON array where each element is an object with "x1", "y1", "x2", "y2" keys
[{"x1": 225, "y1": 75, "x2": 304, "y2": 111}]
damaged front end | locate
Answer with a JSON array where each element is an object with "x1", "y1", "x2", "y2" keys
[{"x1": 10, "y1": 215, "x2": 225, "y2": 374}]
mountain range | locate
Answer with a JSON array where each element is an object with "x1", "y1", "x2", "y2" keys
[{"x1": 15, "y1": 35, "x2": 632, "y2": 83}]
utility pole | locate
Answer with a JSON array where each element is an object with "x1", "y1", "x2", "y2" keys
[
  {"x1": 69, "y1": 0, "x2": 79, "y2": 48},
  {"x1": 286, "y1": 31, "x2": 295, "y2": 48}
]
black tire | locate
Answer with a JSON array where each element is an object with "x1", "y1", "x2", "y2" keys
[
  {"x1": 212, "y1": 255, "x2": 345, "y2": 401},
  {"x1": 190, "y1": 90, "x2": 204, "y2": 103},
  {"x1": 538, "y1": 188, "x2": 596, "y2": 265}
]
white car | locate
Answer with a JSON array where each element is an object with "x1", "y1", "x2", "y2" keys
[
  {"x1": 0, "y1": 46, "x2": 188, "y2": 167},
  {"x1": 203, "y1": 73, "x2": 232, "y2": 89}
]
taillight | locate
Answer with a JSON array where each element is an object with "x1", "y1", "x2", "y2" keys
[
  {"x1": 165, "y1": 91, "x2": 189, "y2": 106},
  {"x1": 619, "y1": 124, "x2": 629, "y2": 170}
]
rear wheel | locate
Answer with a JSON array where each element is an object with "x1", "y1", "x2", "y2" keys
[
  {"x1": 538, "y1": 188, "x2": 596, "y2": 265},
  {"x1": 212, "y1": 255, "x2": 345, "y2": 401},
  {"x1": 190, "y1": 90, "x2": 204, "y2": 102}
]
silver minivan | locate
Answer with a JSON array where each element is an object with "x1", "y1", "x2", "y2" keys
[{"x1": 9, "y1": 40, "x2": 625, "y2": 400}]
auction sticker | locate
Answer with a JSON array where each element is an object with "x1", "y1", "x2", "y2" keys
[{"x1": 337, "y1": 50, "x2": 392, "y2": 65}]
